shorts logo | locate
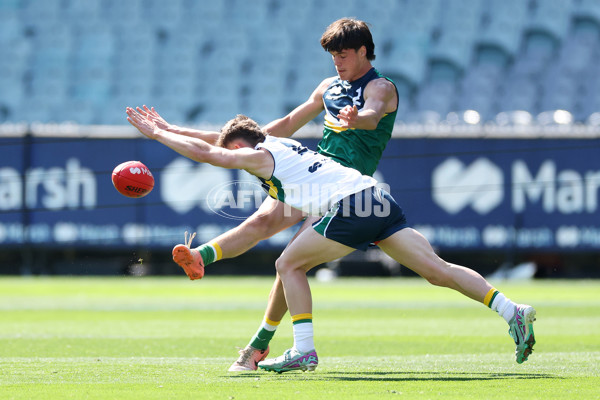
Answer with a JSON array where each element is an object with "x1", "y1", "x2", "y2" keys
[{"x1": 432, "y1": 158, "x2": 503, "y2": 215}]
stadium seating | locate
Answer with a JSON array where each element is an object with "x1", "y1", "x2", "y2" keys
[{"x1": 0, "y1": 0, "x2": 599, "y2": 125}]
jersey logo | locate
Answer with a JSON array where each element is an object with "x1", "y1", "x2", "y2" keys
[
  {"x1": 324, "y1": 83, "x2": 346, "y2": 101},
  {"x1": 324, "y1": 82, "x2": 363, "y2": 107},
  {"x1": 291, "y1": 145, "x2": 309, "y2": 156},
  {"x1": 308, "y1": 161, "x2": 322, "y2": 173},
  {"x1": 352, "y1": 87, "x2": 362, "y2": 107},
  {"x1": 328, "y1": 85, "x2": 343, "y2": 95}
]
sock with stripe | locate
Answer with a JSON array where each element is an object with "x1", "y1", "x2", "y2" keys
[
  {"x1": 249, "y1": 317, "x2": 280, "y2": 351},
  {"x1": 484, "y1": 288, "x2": 516, "y2": 323},
  {"x1": 195, "y1": 242, "x2": 222, "y2": 266},
  {"x1": 291, "y1": 313, "x2": 314, "y2": 353}
]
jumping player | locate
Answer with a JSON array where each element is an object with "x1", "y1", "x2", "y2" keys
[{"x1": 126, "y1": 111, "x2": 537, "y2": 373}]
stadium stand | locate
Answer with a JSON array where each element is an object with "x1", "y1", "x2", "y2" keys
[{"x1": 1, "y1": 0, "x2": 600, "y2": 125}]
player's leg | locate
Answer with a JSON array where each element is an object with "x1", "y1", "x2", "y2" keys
[
  {"x1": 378, "y1": 228, "x2": 492, "y2": 300},
  {"x1": 259, "y1": 228, "x2": 355, "y2": 373},
  {"x1": 211, "y1": 197, "x2": 304, "y2": 259},
  {"x1": 229, "y1": 216, "x2": 319, "y2": 372},
  {"x1": 261, "y1": 215, "x2": 321, "y2": 320},
  {"x1": 377, "y1": 228, "x2": 536, "y2": 363},
  {"x1": 173, "y1": 197, "x2": 305, "y2": 279}
]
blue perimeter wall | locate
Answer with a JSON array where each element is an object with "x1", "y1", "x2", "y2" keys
[{"x1": 1, "y1": 136, "x2": 599, "y2": 252}]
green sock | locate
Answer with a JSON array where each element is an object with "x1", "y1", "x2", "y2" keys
[
  {"x1": 196, "y1": 242, "x2": 222, "y2": 266},
  {"x1": 249, "y1": 318, "x2": 280, "y2": 350}
]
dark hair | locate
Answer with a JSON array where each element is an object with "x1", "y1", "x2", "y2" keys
[
  {"x1": 217, "y1": 114, "x2": 266, "y2": 148},
  {"x1": 320, "y1": 18, "x2": 375, "y2": 61}
]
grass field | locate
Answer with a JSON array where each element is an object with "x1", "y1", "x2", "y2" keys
[{"x1": 0, "y1": 276, "x2": 598, "y2": 399}]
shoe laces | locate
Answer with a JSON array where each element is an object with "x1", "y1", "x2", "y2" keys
[
  {"x1": 235, "y1": 346, "x2": 255, "y2": 364},
  {"x1": 184, "y1": 231, "x2": 196, "y2": 248},
  {"x1": 283, "y1": 348, "x2": 296, "y2": 361}
]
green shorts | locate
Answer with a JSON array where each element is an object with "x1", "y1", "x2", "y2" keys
[{"x1": 312, "y1": 186, "x2": 409, "y2": 251}]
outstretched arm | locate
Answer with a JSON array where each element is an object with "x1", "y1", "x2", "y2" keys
[
  {"x1": 263, "y1": 78, "x2": 333, "y2": 138},
  {"x1": 135, "y1": 105, "x2": 221, "y2": 145},
  {"x1": 126, "y1": 108, "x2": 273, "y2": 178}
]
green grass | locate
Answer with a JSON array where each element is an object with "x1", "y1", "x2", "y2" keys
[{"x1": 0, "y1": 276, "x2": 598, "y2": 399}]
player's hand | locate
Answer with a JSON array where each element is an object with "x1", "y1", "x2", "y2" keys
[
  {"x1": 337, "y1": 104, "x2": 358, "y2": 128},
  {"x1": 137, "y1": 105, "x2": 173, "y2": 131},
  {"x1": 126, "y1": 107, "x2": 159, "y2": 139}
]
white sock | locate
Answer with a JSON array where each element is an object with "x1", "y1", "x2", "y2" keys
[
  {"x1": 491, "y1": 292, "x2": 516, "y2": 323},
  {"x1": 293, "y1": 322, "x2": 314, "y2": 353},
  {"x1": 261, "y1": 319, "x2": 279, "y2": 332}
]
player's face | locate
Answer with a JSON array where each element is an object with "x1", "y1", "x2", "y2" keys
[{"x1": 330, "y1": 47, "x2": 365, "y2": 81}]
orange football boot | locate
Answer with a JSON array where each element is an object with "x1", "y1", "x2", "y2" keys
[{"x1": 172, "y1": 232, "x2": 205, "y2": 280}]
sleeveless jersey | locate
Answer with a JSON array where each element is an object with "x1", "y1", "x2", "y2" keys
[
  {"x1": 255, "y1": 136, "x2": 376, "y2": 215},
  {"x1": 318, "y1": 67, "x2": 398, "y2": 176}
]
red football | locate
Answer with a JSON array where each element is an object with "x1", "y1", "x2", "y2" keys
[{"x1": 112, "y1": 161, "x2": 154, "y2": 198}]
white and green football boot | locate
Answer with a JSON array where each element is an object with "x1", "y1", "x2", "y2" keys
[
  {"x1": 508, "y1": 304, "x2": 537, "y2": 364},
  {"x1": 258, "y1": 348, "x2": 318, "y2": 373}
]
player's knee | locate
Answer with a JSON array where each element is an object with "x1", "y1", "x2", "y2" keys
[
  {"x1": 274, "y1": 257, "x2": 288, "y2": 275},
  {"x1": 274, "y1": 256, "x2": 298, "y2": 276}
]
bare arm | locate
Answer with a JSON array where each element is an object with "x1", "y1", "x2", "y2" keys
[
  {"x1": 337, "y1": 78, "x2": 397, "y2": 130},
  {"x1": 126, "y1": 108, "x2": 273, "y2": 179},
  {"x1": 263, "y1": 78, "x2": 334, "y2": 138},
  {"x1": 136, "y1": 105, "x2": 221, "y2": 145}
]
